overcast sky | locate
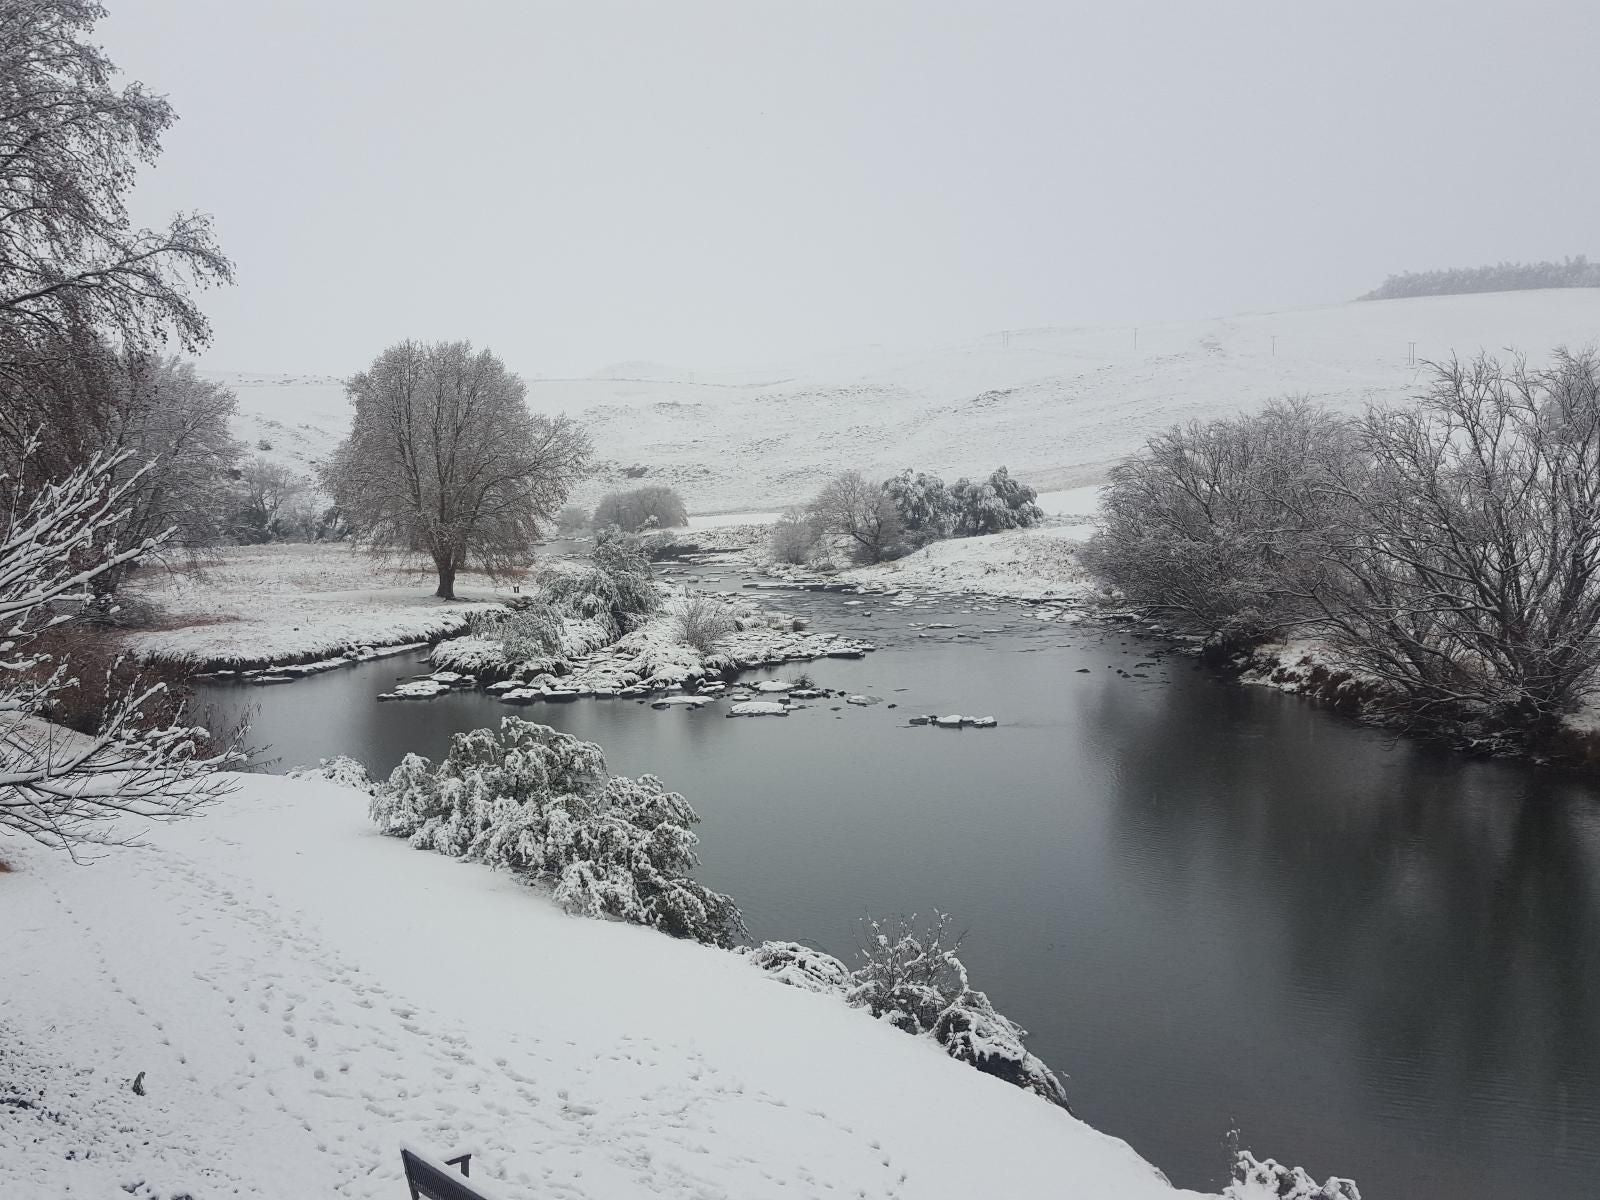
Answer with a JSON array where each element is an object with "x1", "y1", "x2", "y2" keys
[{"x1": 100, "y1": 0, "x2": 1600, "y2": 378}]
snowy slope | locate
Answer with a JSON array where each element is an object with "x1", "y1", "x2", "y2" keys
[
  {"x1": 0, "y1": 774, "x2": 1223, "y2": 1200},
  {"x1": 211, "y1": 370, "x2": 348, "y2": 477},
  {"x1": 207, "y1": 290, "x2": 1600, "y2": 514}
]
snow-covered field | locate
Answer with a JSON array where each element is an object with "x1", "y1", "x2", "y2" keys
[
  {"x1": 0, "y1": 773, "x2": 1239, "y2": 1200},
  {"x1": 210, "y1": 290, "x2": 1600, "y2": 514},
  {"x1": 126, "y1": 545, "x2": 509, "y2": 668}
]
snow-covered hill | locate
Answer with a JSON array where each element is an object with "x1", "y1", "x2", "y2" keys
[{"x1": 211, "y1": 290, "x2": 1600, "y2": 513}]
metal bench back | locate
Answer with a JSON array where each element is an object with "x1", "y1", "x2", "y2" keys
[{"x1": 401, "y1": 1148, "x2": 487, "y2": 1200}]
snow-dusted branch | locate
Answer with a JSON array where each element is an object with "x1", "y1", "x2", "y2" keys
[{"x1": 2, "y1": 446, "x2": 239, "y2": 856}]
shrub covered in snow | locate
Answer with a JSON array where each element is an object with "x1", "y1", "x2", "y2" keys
[
  {"x1": 743, "y1": 941, "x2": 852, "y2": 994},
  {"x1": 469, "y1": 601, "x2": 565, "y2": 664},
  {"x1": 669, "y1": 592, "x2": 736, "y2": 654},
  {"x1": 541, "y1": 531, "x2": 661, "y2": 640},
  {"x1": 748, "y1": 915, "x2": 1069, "y2": 1109},
  {"x1": 287, "y1": 755, "x2": 375, "y2": 792},
  {"x1": 368, "y1": 717, "x2": 743, "y2": 946},
  {"x1": 593, "y1": 485, "x2": 688, "y2": 532},
  {"x1": 884, "y1": 466, "x2": 1042, "y2": 548},
  {"x1": 767, "y1": 507, "x2": 823, "y2": 564},
  {"x1": 1227, "y1": 1151, "x2": 1361, "y2": 1200}
]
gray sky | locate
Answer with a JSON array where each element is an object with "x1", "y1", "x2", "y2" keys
[{"x1": 101, "y1": 0, "x2": 1600, "y2": 378}]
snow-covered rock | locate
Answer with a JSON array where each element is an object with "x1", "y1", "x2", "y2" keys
[{"x1": 728, "y1": 701, "x2": 789, "y2": 717}]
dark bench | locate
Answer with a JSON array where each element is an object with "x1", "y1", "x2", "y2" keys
[{"x1": 401, "y1": 1147, "x2": 494, "y2": 1200}]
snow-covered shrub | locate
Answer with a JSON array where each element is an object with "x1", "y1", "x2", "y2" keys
[
  {"x1": 884, "y1": 469, "x2": 956, "y2": 547},
  {"x1": 842, "y1": 914, "x2": 1070, "y2": 1109},
  {"x1": 593, "y1": 485, "x2": 688, "y2": 532},
  {"x1": 743, "y1": 941, "x2": 851, "y2": 994},
  {"x1": 948, "y1": 466, "x2": 1042, "y2": 536},
  {"x1": 767, "y1": 507, "x2": 822, "y2": 564},
  {"x1": 469, "y1": 602, "x2": 565, "y2": 664},
  {"x1": 933, "y1": 987, "x2": 1070, "y2": 1108},
  {"x1": 1227, "y1": 1151, "x2": 1360, "y2": 1200},
  {"x1": 541, "y1": 532, "x2": 660, "y2": 640},
  {"x1": 287, "y1": 755, "x2": 374, "y2": 793},
  {"x1": 555, "y1": 504, "x2": 590, "y2": 535},
  {"x1": 847, "y1": 913, "x2": 966, "y2": 1034},
  {"x1": 367, "y1": 718, "x2": 743, "y2": 946},
  {"x1": 670, "y1": 593, "x2": 736, "y2": 654}
]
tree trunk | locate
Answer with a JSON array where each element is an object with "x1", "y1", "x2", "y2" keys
[{"x1": 433, "y1": 556, "x2": 456, "y2": 600}]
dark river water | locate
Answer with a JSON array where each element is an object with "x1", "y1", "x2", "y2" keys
[{"x1": 197, "y1": 576, "x2": 1600, "y2": 1199}]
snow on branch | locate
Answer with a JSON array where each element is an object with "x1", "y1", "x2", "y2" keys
[{"x1": 2, "y1": 446, "x2": 238, "y2": 856}]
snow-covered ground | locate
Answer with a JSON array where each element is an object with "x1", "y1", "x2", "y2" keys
[
  {"x1": 208, "y1": 290, "x2": 1600, "y2": 514},
  {"x1": 0, "y1": 772, "x2": 1243, "y2": 1200},
  {"x1": 845, "y1": 525, "x2": 1092, "y2": 602},
  {"x1": 126, "y1": 545, "x2": 509, "y2": 669}
]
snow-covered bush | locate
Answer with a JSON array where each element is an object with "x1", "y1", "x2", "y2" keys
[
  {"x1": 670, "y1": 593, "x2": 736, "y2": 654},
  {"x1": 743, "y1": 941, "x2": 851, "y2": 994},
  {"x1": 367, "y1": 717, "x2": 743, "y2": 946},
  {"x1": 593, "y1": 485, "x2": 687, "y2": 532},
  {"x1": 287, "y1": 755, "x2": 374, "y2": 792},
  {"x1": 541, "y1": 531, "x2": 660, "y2": 640},
  {"x1": 469, "y1": 602, "x2": 565, "y2": 664},
  {"x1": 767, "y1": 507, "x2": 822, "y2": 564},
  {"x1": 884, "y1": 466, "x2": 1041, "y2": 546},
  {"x1": 884, "y1": 469, "x2": 956, "y2": 547},
  {"x1": 838, "y1": 914, "x2": 1070, "y2": 1109},
  {"x1": 947, "y1": 466, "x2": 1042, "y2": 536},
  {"x1": 1227, "y1": 1151, "x2": 1360, "y2": 1200}
]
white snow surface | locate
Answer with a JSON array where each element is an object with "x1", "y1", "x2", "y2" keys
[
  {"x1": 210, "y1": 292, "x2": 1600, "y2": 514},
  {"x1": 126, "y1": 545, "x2": 509, "y2": 667},
  {"x1": 846, "y1": 524, "x2": 1092, "y2": 601},
  {"x1": 0, "y1": 773, "x2": 1223, "y2": 1199}
]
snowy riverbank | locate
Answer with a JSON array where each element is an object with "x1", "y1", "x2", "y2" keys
[
  {"x1": 0, "y1": 771, "x2": 1282, "y2": 1200},
  {"x1": 124, "y1": 545, "x2": 510, "y2": 670}
]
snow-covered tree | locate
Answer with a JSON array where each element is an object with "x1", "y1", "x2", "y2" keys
[
  {"x1": 0, "y1": 0, "x2": 232, "y2": 359},
  {"x1": 592, "y1": 485, "x2": 687, "y2": 533},
  {"x1": 368, "y1": 717, "x2": 742, "y2": 946},
  {"x1": 1, "y1": 447, "x2": 237, "y2": 855},
  {"x1": 947, "y1": 466, "x2": 1042, "y2": 536},
  {"x1": 540, "y1": 531, "x2": 660, "y2": 640},
  {"x1": 324, "y1": 340, "x2": 591, "y2": 599},
  {"x1": 809, "y1": 471, "x2": 903, "y2": 563}
]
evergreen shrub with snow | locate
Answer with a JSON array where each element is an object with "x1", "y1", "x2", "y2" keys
[
  {"x1": 469, "y1": 602, "x2": 565, "y2": 664},
  {"x1": 368, "y1": 717, "x2": 743, "y2": 946},
  {"x1": 746, "y1": 914, "x2": 1069, "y2": 1109},
  {"x1": 540, "y1": 531, "x2": 660, "y2": 640},
  {"x1": 287, "y1": 755, "x2": 375, "y2": 792},
  {"x1": 884, "y1": 466, "x2": 1042, "y2": 548}
]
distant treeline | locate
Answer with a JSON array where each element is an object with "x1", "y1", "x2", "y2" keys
[{"x1": 1360, "y1": 255, "x2": 1600, "y2": 300}]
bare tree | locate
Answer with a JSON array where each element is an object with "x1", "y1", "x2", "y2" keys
[
  {"x1": 325, "y1": 340, "x2": 591, "y2": 599},
  {"x1": 1, "y1": 445, "x2": 237, "y2": 856},
  {"x1": 228, "y1": 456, "x2": 313, "y2": 544},
  {"x1": 1305, "y1": 351, "x2": 1600, "y2": 734},
  {"x1": 810, "y1": 471, "x2": 903, "y2": 563},
  {"x1": 1083, "y1": 399, "x2": 1354, "y2": 641},
  {"x1": 0, "y1": 0, "x2": 232, "y2": 366}
]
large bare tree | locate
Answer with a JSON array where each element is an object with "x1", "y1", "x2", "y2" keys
[
  {"x1": 0, "y1": 0, "x2": 232, "y2": 368},
  {"x1": 325, "y1": 340, "x2": 591, "y2": 599}
]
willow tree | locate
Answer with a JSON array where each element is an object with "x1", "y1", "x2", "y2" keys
[{"x1": 326, "y1": 341, "x2": 590, "y2": 599}]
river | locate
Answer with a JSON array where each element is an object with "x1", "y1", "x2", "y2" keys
[{"x1": 196, "y1": 575, "x2": 1600, "y2": 1199}]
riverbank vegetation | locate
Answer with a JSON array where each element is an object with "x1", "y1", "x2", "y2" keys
[
  {"x1": 785, "y1": 465, "x2": 1043, "y2": 565},
  {"x1": 1085, "y1": 348, "x2": 1600, "y2": 748}
]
